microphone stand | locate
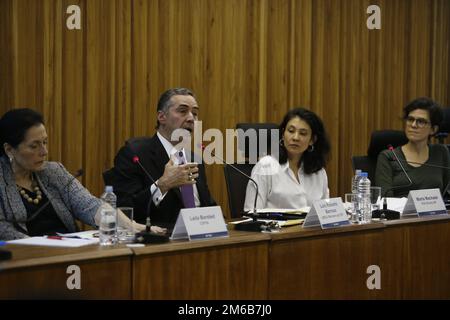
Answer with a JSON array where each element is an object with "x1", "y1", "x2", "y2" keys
[
  {"x1": 372, "y1": 146, "x2": 412, "y2": 220},
  {"x1": 132, "y1": 156, "x2": 169, "y2": 244},
  {"x1": 211, "y1": 152, "x2": 265, "y2": 232},
  {"x1": 371, "y1": 198, "x2": 400, "y2": 220}
]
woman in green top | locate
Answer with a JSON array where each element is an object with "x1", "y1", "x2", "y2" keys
[{"x1": 375, "y1": 97, "x2": 450, "y2": 197}]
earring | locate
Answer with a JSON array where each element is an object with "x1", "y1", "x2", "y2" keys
[
  {"x1": 8, "y1": 156, "x2": 13, "y2": 163},
  {"x1": 279, "y1": 139, "x2": 284, "y2": 146},
  {"x1": 308, "y1": 144, "x2": 314, "y2": 152}
]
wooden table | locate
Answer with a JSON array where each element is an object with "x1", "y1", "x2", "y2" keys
[
  {"x1": 268, "y1": 215, "x2": 450, "y2": 299},
  {"x1": 131, "y1": 230, "x2": 270, "y2": 299},
  {"x1": 1, "y1": 216, "x2": 449, "y2": 299},
  {"x1": 0, "y1": 244, "x2": 133, "y2": 299}
]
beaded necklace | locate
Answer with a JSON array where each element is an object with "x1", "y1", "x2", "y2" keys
[{"x1": 17, "y1": 175, "x2": 43, "y2": 205}]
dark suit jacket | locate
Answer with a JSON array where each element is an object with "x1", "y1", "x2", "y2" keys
[{"x1": 107, "y1": 134, "x2": 216, "y2": 228}]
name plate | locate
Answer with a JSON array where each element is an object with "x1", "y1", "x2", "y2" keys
[
  {"x1": 303, "y1": 197, "x2": 350, "y2": 229},
  {"x1": 170, "y1": 206, "x2": 229, "y2": 241},
  {"x1": 402, "y1": 188, "x2": 448, "y2": 217}
]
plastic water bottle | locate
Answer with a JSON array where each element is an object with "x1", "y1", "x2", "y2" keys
[
  {"x1": 357, "y1": 172, "x2": 371, "y2": 224},
  {"x1": 351, "y1": 169, "x2": 362, "y2": 223},
  {"x1": 99, "y1": 186, "x2": 117, "y2": 246},
  {"x1": 101, "y1": 185, "x2": 117, "y2": 208}
]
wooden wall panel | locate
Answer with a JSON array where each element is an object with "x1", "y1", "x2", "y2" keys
[
  {"x1": 1, "y1": 0, "x2": 449, "y2": 218},
  {"x1": 0, "y1": 0, "x2": 13, "y2": 110}
]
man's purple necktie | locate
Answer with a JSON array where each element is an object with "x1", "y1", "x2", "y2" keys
[
  {"x1": 180, "y1": 184, "x2": 195, "y2": 208},
  {"x1": 176, "y1": 148, "x2": 196, "y2": 208}
]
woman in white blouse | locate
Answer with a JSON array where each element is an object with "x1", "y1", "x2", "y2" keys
[{"x1": 244, "y1": 108, "x2": 330, "y2": 211}]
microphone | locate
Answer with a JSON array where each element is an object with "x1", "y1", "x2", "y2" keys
[
  {"x1": 131, "y1": 155, "x2": 169, "y2": 244},
  {"x1": 201, "y1": 144, "x2": 267, "y2": 232},
  {"x1": 372, "y1": 145, "x2": 412, "y2": 220},
  {"x1": 395, "y1": 155, "x2": 450, "y2": 205}
]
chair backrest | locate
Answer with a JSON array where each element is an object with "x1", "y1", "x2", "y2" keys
[
  {"x1": 367, "y1": 130, "x2": 408, "y2": 159},
  {"x1": 102, "y1": 168, "x2": 115, "y2": 187},
  {"x1": 351, "y1": 156, "x2": 377, "y2": 183},
  {"x1": 435, "y1": 107, "x2": 450, "y2": 143},
  {"x1": 223, "y1": 163, "x2": 254, "y2": 218},
  {"x1": 352, "y1": 130, "x2": 407, "y2": 184},
  {"x1": 236, "y1": 123, "x2": 279, "y2": 162}
]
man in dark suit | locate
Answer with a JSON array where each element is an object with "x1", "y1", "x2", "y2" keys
[{"x1": 107, "y1": 88, "x2": 216, "y2": 228}]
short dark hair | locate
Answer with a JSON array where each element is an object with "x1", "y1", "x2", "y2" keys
[
  {"x1": 403, "y1": 97, "x2": 443, "y2": 129},
  {"x1": 279, "y1": 108, "x2": 330, "y2": 174},
  {"x1": 156, "y1": 88, "x2": 195, "y2": 129},
  {"x1": 0, "y1": 108, "x2": 44, "y2": 156}
]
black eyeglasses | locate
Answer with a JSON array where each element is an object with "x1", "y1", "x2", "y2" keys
[{"x1": 404, "y1": 116, "x2": 430, "y2": 128}]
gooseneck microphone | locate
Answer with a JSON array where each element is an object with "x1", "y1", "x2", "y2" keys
[
  {"x1": 201, "y1": 144, "x2": 265, "y2": 232},
  {"x1": 395, "y1": 154, "x2": 450, "y2": 202},
  {"x1": 373, "y1": 145, "x2": 413, "y2": 220},
  {"x1": 388, "y1": 145, "x2": 413, "y2": 189},
  {"x1": 132, "y1": 156, "x2": 158, "y2": 231},
  {"x1": 131, "y1": 155, "x2": 169, "y2": 244}
]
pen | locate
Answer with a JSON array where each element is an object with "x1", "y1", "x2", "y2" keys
[
  {"x1": 45, "y1": 235, "x2": 89, "y2": 240},
  {"x1": 45, "y1": 235, "x2": 64, "y2": 240}
]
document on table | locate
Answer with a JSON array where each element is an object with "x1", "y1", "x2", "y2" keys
[
  {"x1": 385, "y1": 197, "x2": 408, "y2": 212},
  {"x1": 245, "y1": 207, "x2": 310, "y2": 215},
  {"x1": 230, "y1": 218, "x2": 304, "y2": 227},
  {"x1": 8, "y1": 236, "x2": 99, "y2": 247}
]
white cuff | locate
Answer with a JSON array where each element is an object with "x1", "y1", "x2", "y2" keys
[{"x1": 150, "y1": 181, "x2": 167, "y2": 206}]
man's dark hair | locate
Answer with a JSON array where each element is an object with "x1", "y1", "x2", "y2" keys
[{"x1": 156, "y1": 88, "x2": 195, "y2": 129}]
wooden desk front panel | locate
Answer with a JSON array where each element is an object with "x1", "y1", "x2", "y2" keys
[
  {"x1": 385, "y1": 219, "x2": 450, "y2": 299},
  {"x1": 133, "y1": 242, "x2": 268, "y2": 300},
  {"x1": 0, "y1": 245, "x2": 133, "y2": 299},
  {"x1": 268, "y1": 228, "x2": 384, "y2": 299},
  {"x1": 0, "y1": 256, "x2": 132, "y2": 299}
]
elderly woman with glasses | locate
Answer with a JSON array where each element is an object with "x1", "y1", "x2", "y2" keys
[
  {"x1": 375, "y1": 97, "x2": 450, "y2": 197},
  {"x1": 0, "y1": 108, "x2": 166, "y2": 240}
]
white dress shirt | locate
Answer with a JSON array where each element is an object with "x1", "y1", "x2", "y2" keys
[
  {"x1": 243, "y1": 156, "x2": 329, "y2": 211},
  {"x1": 150, "y1": 132, "x2": 201, "y2": 207}
]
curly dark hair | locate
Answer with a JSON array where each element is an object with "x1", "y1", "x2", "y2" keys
[
  {"x1": 403, "y1": 97, "x2": 443, "y2": 131},
  {"x1": 278, "y1": 108, "x2": 330, "y2": 174}
]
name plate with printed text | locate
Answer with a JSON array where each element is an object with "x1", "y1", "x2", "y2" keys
[
  {"x1": 303, "y1": 197, "x2": 351, "y2": 229},
  {"x1": 402, "y1": 188, "x2": 448, "y2": 217},
  {"x1": 170, "y1": 206, "x2": 229, "y2": 241}
]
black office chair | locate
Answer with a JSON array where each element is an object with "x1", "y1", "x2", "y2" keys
[
  {"x1": 223, "y1": 123, "x2": 278, "y2": 218},
  {"x1": 352, "y1": 130, "x2": 408, "y2": 182},
  {"x1": 102, "y1": 168, "x2": 115, "y2": 187},
  {"x1": 236, "y1": 122, "x2": 279, "y2": 162},
  {"x1": 435, "y1": 107, "x2": 450, "y2": 144},
  {"x1": 223, "y1": 163, "x2": 255, "y2": 218}
]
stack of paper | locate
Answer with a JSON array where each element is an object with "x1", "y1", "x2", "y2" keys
[
  {"x1": 8, "y1": 236, "x2": 99, "y2": 247},
  {"x1": 246, "y1": 207, "x2": 310, "y2": 215}
]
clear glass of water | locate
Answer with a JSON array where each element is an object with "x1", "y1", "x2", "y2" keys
[
  {"x1": 117, "y1": 207, "x2": 135, "y2": 243},
  {"x1": 370, "y1": 187, "x2": 382, "y2": 212},
  {"x1": 344, "y1": 193, "x2": 358, "y2": 223},
  {"x1": 99, "y1": 208, "x2": 117, "y2": 246}
]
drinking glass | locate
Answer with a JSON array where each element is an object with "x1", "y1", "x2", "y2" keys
[
  {"x1": 117, "y1": 207, "x2": 135, "y2": 243},
  {"x1": 344, "y1": 193, "x2": 358, "y2": 223},
  {"x1": 370, "y1": 187, "x2": 382, "y2": 212}
]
